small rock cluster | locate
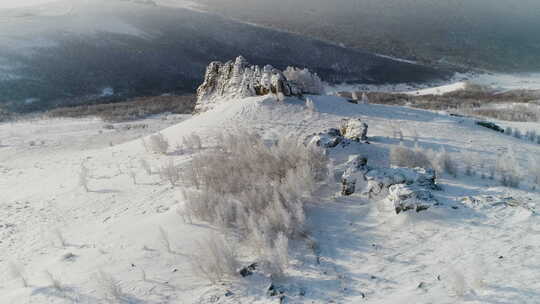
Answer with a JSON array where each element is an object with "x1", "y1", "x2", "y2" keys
[
  {"x1": 310, "y1": 119, "x2": 439, "y2": 214},
  {"x1": 341, "y1": 155, "x2": 369, "y2": 196},
  {"x1": 343, "y1": 162, "x2": 440, "y2": 214},
  {"x1": 308, "y1": 118, "x2": 369, "y2": 148},
  {"x1": 461, "y1": 195, "x2": 535, "y2": 213}
]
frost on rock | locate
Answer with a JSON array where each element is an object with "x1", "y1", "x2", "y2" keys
[
  {"x1": 307, "y1": 128, "x2": 342, "y2": 148},
  {"x1": 340, "y1": 162, "x2": 439, "y2": 214},
  {"x1": 341, "y1": 155, "x2": 369, "y2": 196},
  {"x1": 195, "y1": 56, "x2": 324, "y2": 112},
  {"x1": 340, "y1": 118, "x2": 368, "y2": 142},
  {"x1": 364, "y1": 167, "x2": 439, "y2": 214},
  {"x1": 307, "y1": 119, "x2": 369, "y2": 149},
  {"x1": 388, "y1": 184, "x2": 435, "y2": 214}
]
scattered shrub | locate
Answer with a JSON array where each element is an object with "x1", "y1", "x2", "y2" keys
[
  {"x1": 53, "y1": 229, "x2": 67, "y2": 247},
  {"x1": 471, "y1": 256, "x2": 487, "y2": 290},
  {"x1": 46, "y1": 95, "x2": 195, "y2": 122},
  {"x1": 144, "y1": 133, "x2": 169, "y2": 154},
  {"x1": 128, "y1": 170, "x2": 137, "y2": 185},
  {"x1": 182, "y1": 133, "x2": 202, "y2": 152},
  {"x1": 139, "y1": 159, "x2": 153, "y2": 176},
  {"x1": 390, "y1": 144, "x2": 432, "y2": 169},
  {"x1": 495, "y1": 149, "x2": 521, "y2": 188},
  {"x1": 305, "y1": 98, "x2": 316, "y2": 113},
  {"x1": 431, "y1": 147, "x2": 458, "y2": 177},
  {"x1": 159, "y1": 159, "x2": 180, "y2": 187},
  {"x1": 448, "y1": 268, "x2": 466, "y2": 297},
  {"x1": 189, "y1": 234, "x2": 239, "y2": 284},
  {"x1": 528, "y1": 155, "x2": 540, "y2": 186},
  {"x1": 158, "y1": 226, "x2": 173, "y2": 254},
  {"x1": 266, "y1": 232, "x2": 290, "y2": 277},
  {"x1": 283, "y1": 67, "x2": 325, "y2": 95},
  {"x1": 182, "y1": 130, "x2": 328, "y2": 276}
]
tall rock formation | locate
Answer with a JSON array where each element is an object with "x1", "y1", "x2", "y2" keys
[{"x1": 195, "y1": 56, "x2": 323, "y2": 112}]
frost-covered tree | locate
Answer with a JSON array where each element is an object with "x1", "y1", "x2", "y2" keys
[
  {"x1": 390, "y1": 143, "x2": 432, "y2": 169},
  {"x1": 144, "y1": 133, "x2": 169, "y2": 154},
  {"x1": 139, "y1": 159, "x2": 153, "y2": 176},
  {"x1": 432, "y1": 147, "x2": 457, "y2": 177},
  {"x1": 283, "y1": 67, "x2": 325, "y2": 95},
  {"x1": 351, "y1": 91, "x2": 360, "y2": 101},
  {"x1": 361, "y1": 92, "x2": 370, "y2": 104},
  {"x1": 305, "y1": 97, "x2": 316, "y2": 113},
  {"x1": 189, "y1": 234, "x2": 239, "y2": 283},
  {"x1": 260, "y1": 65, "x2": 274, "y2": 93},
  {"x1": 160, "y1": 159, "x2": 180, "y2": 187},
  {"x1": 496, "y1": 148, "x2": 521, "y2": 188}
]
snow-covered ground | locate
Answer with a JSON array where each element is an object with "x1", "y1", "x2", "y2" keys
[
  {"x1": 1, "y1": 95, "x2": 540, "y2": 303},
  {"x1": 326, "y1": 72, "x2": 540, "y2": 96}
]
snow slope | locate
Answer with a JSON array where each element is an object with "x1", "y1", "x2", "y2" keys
[
  {"x1": 1, "y1": 95, "x2": 540, "y2": 303},
  {"x1": 326, "y1": 72, "x2": 540, "y2": 96}
]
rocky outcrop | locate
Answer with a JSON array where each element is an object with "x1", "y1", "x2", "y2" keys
[
  {"x1": 308, "y1": 128, "x2": 343, "y2": 148},
  {"x1": 341, "y1": 155, "x2": 369, "y2": 196},
  {"x1": 340, "y1": 159, "x2": 439, "y2": 214},
  {"x1": 307, "y1": 119, "x2": 369, "y2": 149},
  {"x1": 340, "y1": 118, "x2": 368, "y2": 142},
  {"x1": 195, "y1": 56, "x2": 323, "y2": 112},
  {"x1": 364, "y1": 167, "x2": 439, "y2": 214},
  {"x1": 388, "y1": 184, "x2": 435, "y2": 214}
]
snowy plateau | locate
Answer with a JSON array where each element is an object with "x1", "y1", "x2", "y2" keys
[{"x1": 1, "y1": 57, "x2": 540, "y2": 304}]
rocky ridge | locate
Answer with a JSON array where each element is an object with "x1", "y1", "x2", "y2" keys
[{"x1": 195, "y1": 56, "x2": 324, "y2": 112}]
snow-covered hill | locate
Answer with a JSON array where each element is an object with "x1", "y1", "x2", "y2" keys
[
  {"x1": 0, "y1": 0, "x2": 451, "y2": 112},
  {"x1": 2, "y1": 89, "x2": 540, "y2": 303}
]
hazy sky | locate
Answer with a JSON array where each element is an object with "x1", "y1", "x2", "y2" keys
[{"x1": 0, "y1": 0, "x2": 59, "y2": 9}]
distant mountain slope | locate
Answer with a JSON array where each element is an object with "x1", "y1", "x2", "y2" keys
[
  {"x1": 193, "y1": 0, "x2": 540, "y2": 73},
  {"x1": 0, "y1": 0, "x2": 451, "y2": 112}
]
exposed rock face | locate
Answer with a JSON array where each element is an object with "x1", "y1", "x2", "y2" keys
[
  {"x1": 388, "y1": 184, "x2": 435, "y2": 214},
  {"x1": 340, "y1": 160, "x2": 439, "y2": 214},
  {"x1": 340, "y1": 119, "x2": 369, "y2": 142},
  {"x1": 364, "y1": 167, "x2": 439, "y2": 213},
  {"x1": 308, "y1": 128, "x2": 342, "y2": 148},
  {"x1": 341, "y1": 155, "x2": 369, "y2": 196},
  {"x1": 195, "y1": 56, "x2": 323, "y2": 112},
  {"x1": 307, "y1": 119, "x2": 369, "y2": 149}
]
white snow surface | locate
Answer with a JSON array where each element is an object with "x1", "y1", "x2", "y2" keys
[
  {"x1": 1, "y1": 95, "x2": 540, "y2": 303},
  {"x1": 326, "y1": 72, "x2": 540, "y2": 96}
]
